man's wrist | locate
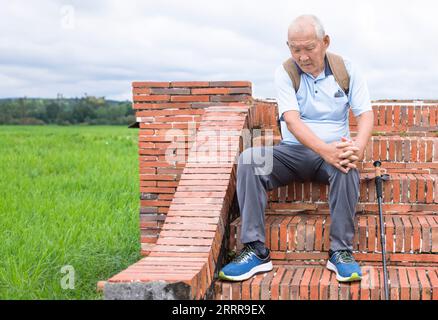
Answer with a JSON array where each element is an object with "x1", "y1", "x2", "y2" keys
[{"x1": 314, "y1": 142, "x2": 330, "y2": 157}]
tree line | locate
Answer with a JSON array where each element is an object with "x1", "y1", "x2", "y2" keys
[{"x1": 0, "y1": 96, "x2": 136, "y2": 125}]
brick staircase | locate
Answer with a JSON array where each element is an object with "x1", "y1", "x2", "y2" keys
[
  {"x1": 102, "y1": 82, "x2": 437, "y2": 300},
  {"x1": 215, "y1": 103, "x2": 438, "y2": 300}
]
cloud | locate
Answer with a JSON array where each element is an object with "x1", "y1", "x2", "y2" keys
[{"x1": 0, "y1": 0, "x2": 437, "y2": 100}]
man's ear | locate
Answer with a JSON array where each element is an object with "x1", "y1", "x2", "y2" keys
[{"x1": 323, "y1": 35, "x2": 330, "y2": 49}]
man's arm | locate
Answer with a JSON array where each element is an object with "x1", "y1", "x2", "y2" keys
[
  {"x1": 283, "y1": 110, "x2": 352, "y2": 174},
  {"x1": 282, "y1": 110, "x2": 328, "y2": 153}
]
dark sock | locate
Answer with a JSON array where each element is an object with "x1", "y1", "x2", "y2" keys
[{"x1": 247, "y1": 241, "x2": 268, "y2": 258}]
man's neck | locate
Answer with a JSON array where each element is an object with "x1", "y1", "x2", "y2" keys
[
  {"x1": 309, "y1": 66, "x2": 324, "y2": 78},
  {"x1": 309, "y1": 55, "x2": 328, "y2": 78}
]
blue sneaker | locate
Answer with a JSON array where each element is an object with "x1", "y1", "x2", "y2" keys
[
  {"x1": 218, "y1": 244, "x2": 273, "y2": 281},
  {"x1": 326, "y1": 250, "x2": 362, "y2": 282}
]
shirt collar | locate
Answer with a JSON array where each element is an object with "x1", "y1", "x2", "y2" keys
[{"x1": 294, "y1": 55, "x2": 333, "y2": 79}]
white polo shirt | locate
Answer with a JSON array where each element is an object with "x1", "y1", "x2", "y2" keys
[{"x1": 275, "y1": 56, "x2": 372, "y2": 145}]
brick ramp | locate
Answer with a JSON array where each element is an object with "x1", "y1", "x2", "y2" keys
[
  {"x1": 134, "y1": 81, "x2": 254, "y2": 254},
  {"x1": 103, "y1": 105, "x2": 250, "y2": 299}
]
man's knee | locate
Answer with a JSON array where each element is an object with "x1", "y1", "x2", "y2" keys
[
  {"x1": 332, "y1": 167, "x2": 360, "y2": 179},
  {"x1": 348, "y1": 168, "x2": 360, "y2": 182}
]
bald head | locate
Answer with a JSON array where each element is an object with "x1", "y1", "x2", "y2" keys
[
  {"x1": 285, "y1": 15, "x2": 329, "y2": 77},
  {"x1": 288, "y1": 15, "x2": 325, "y2": 40}
]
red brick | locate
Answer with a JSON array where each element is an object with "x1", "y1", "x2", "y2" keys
[
  {"x1": 279, "y1": 216, "x2": 292, "y2": 251},
  {"x1": 140, "y1": 181, "x2": 157, "y2": 187},
  {"x1": 270, "y1": 268, "x2": 286, "y2": 300},
  {"x1": 229, "y1": 87, "x2": 252, "y2": 94},
  {"x1": 137, "y1": 109, "x2": 204, "y2": 117},
  {"x1": 417, "y1": 269, "x2": 432, "y2": 300},
  {"x1": 158, "y1": 194, "x2": 174, "y2": 200},
  {"x1": 270, "y1": 216, "x2": 280, "y2": 251},
  {"x1": 171, "y1": 95, "x2": 210, "y2": 102},
  {"x1": 280, "y1": 269, "x2": 294, "y2": 300},
  {"x1": 132, "y1": 81, "x2": 170, "y2": 88},
  {"x1": 408, "y1": 108, "x2": 414, "y2": 126},
  {"x1": 210, "y1": 95, "x2": 251, "y2": 102},
  {"x1": 309, "y1": 268, "x2": 322, "y2": 300},
  {"x1": 299, "y1": 268, "x2": 313, "y2": 300},
  {"x1": 150, "y1": 88, "x2": 190, "y2": 95},
  {"x1": 428, "y1": 270, "x2": 438, "y2": 300},
  {"x1": 170, "y1": 81, "x2": 210, "y2": 88},
  {"x1": 407, "y1": 269, "x2": 420, "y2": 299},
  {"x1": 401, "y1": 216, "x2": 412, "y2": 253},
  {"x1": 260, "y1": 271, "x2": 275, "y2": 300},
  {"x1": 290, "y1": 268, "x2": 305, "y2": 300},
  {"x1": 431, "y1": 107, "x2": 436, "y2": 126},
  {"x1": 427, "y1": 140, "x2": 433, "y2": 162},
  {"x1": 133, "y1": 102, "x2": 193, "y2": 109},
  {"x1": 209, "y1": 81, "x2": 251, "y2": 87},
  {"x1": 251, "y1": 274, "x2": 263, "y2": 300},
  {"x1": 141, "y1": 200, "x2": 172, "y2": 206},
  {"x1": 241, "y1": 278, "x2": 253, "y2": 300},
  {"x1": 419, "y1": 140, "x2": 426, "y2": 162},
  {"x1": 411, "y1": 217, "x2": 421, "y2": 252},
  {"x1": 133, "y1": 95, "x2": 170, "y2": 102},
  {"x1": 133, "y1": 88, "x2": 151, "y2": 94},
  {"x1": 191, "y1": 88, "x2": 231, "y2": 95}
]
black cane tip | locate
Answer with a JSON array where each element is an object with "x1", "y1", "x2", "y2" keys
[{"x1": 373, "y1": 160, "x2": 382, "y2": 167}]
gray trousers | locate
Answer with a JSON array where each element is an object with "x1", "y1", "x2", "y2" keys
[{"x1": 237, "y1": 141, "x2": 360, "y2": 252}]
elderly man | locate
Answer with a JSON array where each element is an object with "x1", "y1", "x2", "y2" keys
[{"x1": 219, "y1": 15, "x2": 374, "y2": 282}]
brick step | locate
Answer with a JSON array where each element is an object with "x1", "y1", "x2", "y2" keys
[
  {"x1": 229, "y1": 214, "x2": 438, "y2": 261},
  {"x1": 357, "y1": 163, "x2": 438, "y2": 175},
  {"x1": 361, "y1": 136, "x2": 437, "y2": 164},
  {"x1": 349, "y1": 104, "x2": 438, "y2": 134},
  {"x1": 214, "y1": 265, "x2": 438, "y2": 300},
  {"x1": 268, "y1": 173, "x2": 438, "y2": 206},
  {"x1": 253, "y1": 135, "x2": 438, "y2": 164}
]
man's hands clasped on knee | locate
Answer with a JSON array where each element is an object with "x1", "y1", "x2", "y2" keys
[
  {"x1": 320, "y1": 137, "x2": 363, "y2": 174},
  {"x1": 336, "y1": 137, "x2": 364, "y2": 171}
]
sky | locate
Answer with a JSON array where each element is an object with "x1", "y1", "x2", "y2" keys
[{"x1": 1, "y1": 0, "x2": 437, "y2": 101}]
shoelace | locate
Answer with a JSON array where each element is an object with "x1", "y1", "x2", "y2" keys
[
  {"x1": 333, "y1": 250, "x2": 355, "y2": 264},
  {"x1": 233, "y1": 246, "x2": 255, "y2": 264}
]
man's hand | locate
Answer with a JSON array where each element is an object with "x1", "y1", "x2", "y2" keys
[
  {"x1": 320, "y1": 137, "x2": 363, "y2": 174},
  {"x1": 336, "y1": 137, "x2": 365, "y2": 170},
  {"x1": 320, "y1": 141, "x2": 358, "y2": 174}
]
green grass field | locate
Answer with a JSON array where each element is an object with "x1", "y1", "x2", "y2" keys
[{"x1": 0, "y1": 126, "x2": 141, "y2": 299}]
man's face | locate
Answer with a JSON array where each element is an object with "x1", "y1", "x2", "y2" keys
[{"x1": 287, "y1": 29, "x2": 330, "y2": 77}]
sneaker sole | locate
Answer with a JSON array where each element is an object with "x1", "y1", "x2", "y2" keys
[
  {"x1": 326, "y1": 260, "x2": 362, "y2": 282},
  {"x1": 218, "y1": 261, "x2": 273, "y2": 282}
]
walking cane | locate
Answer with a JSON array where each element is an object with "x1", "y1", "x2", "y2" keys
[{"x1": 373, "y1": 161, "x2": 390, "y2": 300}]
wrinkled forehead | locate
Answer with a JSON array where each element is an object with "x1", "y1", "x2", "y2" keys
[{"x1": 288, "y1": 37, "x2": 320, "y2": 49}]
